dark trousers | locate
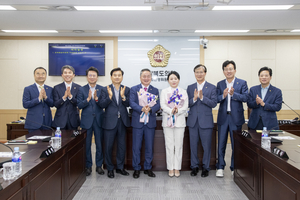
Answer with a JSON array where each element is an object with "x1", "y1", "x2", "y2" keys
[
  {"x1": 189, "y1": 122, "x2": 213, "y2": 171},
  {"x1": 132, "y1": 126, "x2": 155, "y2": 170},
  {"x1": 60, "y1": 118, "x2": 77, "y2": 130},
  {"x1": 254, "y1": 117, "x2": 264, "y2": 130},
  {"x1": 86, "y1": 119, "x2": 103, "y2": 168},
  {"x1": 217, "y1": 115, "x2": 242, "y2": 171},
  {"x1": 104, "y1": 118, "x2": 126, "y2": 171}
]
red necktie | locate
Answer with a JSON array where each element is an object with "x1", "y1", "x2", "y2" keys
[{"x1": 144, "y1": 87, "x2": 147, "y2": 91}]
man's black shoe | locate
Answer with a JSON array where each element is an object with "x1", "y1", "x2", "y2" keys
[
  {"x1": 201, "y1": 169, "x2": 209, "y2": 177},
  {"x1": 107, "y1": 170, "x2": 114, "y2": 178},
  {"x1": 86, "y1": 168, "x2": 92, "y2": 176},
  {"x1": 144, "y1": 170, "x2": 156, "y2": 177},
  {"x1": 133, "y1": 170, "x2": 140, "y2": 179},
  {"x1": 96, "y1": 166, "x2": 104, "y2": 175},
  {"x1": 190, "y1": 167, "x2": 199, "y2": 176},
  {"x1": 116, "y1": 169, "x2": 129, "y2": 176}
]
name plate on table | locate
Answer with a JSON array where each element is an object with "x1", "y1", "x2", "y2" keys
[
  {"x1": 40, "y1": 146, "x2": 55, "y2": 158},
  {"x1": 272, "y1": 147, "x2": 289, "y2": 159},
  {"x1": 241, "y1": 130, "x2": 252, "y2": 138},
  {"x1": 71, "y1": 130, "x2": 80, "y2": 137}
]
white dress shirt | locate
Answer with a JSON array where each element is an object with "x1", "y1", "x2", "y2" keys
[
  {"x1": 225, "y1": 77, "x2": 236, "y2": 112},
  {"x1": 63, "y1": 82, "x2": 73, "y2": 101},
  {"x1": 89, "y1": 84, "x2": 96, "y2": 99}
]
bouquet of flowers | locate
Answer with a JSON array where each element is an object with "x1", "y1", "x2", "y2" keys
[
  {"x1": 166, "y1": 88, "x2": 186, "y2": 128},
  {"x1": 137, "y1": 88, "x2": 159, "y2": 124}
]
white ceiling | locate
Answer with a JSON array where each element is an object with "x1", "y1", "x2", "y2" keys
[{"x1": 1, "y1": 0, "x2": 300, "y2": 37}]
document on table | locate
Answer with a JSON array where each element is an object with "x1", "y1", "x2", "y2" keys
[
  {"x1": 270, "y1": 136, "x2": 296, "y2": 140},
  {"x1": 0, "y1": 152, "x2": 25, "y2": 157},
  {"x1": 27, "y1": 136, "x2": 51, "y2": 140}
]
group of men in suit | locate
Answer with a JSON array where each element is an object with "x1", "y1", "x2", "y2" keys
[
  {"x1": 22, "y1": 66, "x2": 160, "y2": 179},
  {"x1": 23, "y1": 60, "x2": 282, "y2": 179},
  {"x1": 186, "y1": 61, "x2": 282, "y2": 178}
]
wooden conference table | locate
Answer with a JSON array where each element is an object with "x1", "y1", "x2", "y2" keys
[
  {"x1": 234, "y1": 130, "x2": 300, "y2": 200},
  {"x1": 8, "y1": 117, "x2": 218, "y2": 171},
  {"x1": 0, "y1": 129, "x2": 86, "y2": 200}
]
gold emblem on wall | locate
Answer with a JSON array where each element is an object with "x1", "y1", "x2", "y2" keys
[{"x1": 147, "y1": 45, "x2": 171, "y2": 67}]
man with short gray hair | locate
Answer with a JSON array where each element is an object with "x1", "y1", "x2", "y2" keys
[{"x1": 53, "y1": 65, "x2": 81, "y2": 130}]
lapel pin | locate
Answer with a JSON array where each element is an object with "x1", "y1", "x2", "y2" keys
[
  {"x1": 74, "y1": 87, "x2": 76, "y2": 89},
  {"x1": 269, "y1": 90, "x2": 271, "y2": 92},
  {"x1": 237, "y1": 82, "x2": 239, "y2": 84},
  {"x1": 97, "y1": 89, "x2": 99, "y2": 91},
  {"x1": 205, "y1": 87, "x2": 207, "y2": 88}
]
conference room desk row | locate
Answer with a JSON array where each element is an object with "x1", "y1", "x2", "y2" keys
[
  {"x1": 0, "y1": 130, "x2": 86, "y2": 200},
  {"x1": 234, "y1": 130, "x2": 300, "y2": 200},
  {"x1": 7, "y1": 119, "x2": 300, "y2": 172},
  {"x1": 7, "y1": 116, "x2": 217, "y2": 171}
]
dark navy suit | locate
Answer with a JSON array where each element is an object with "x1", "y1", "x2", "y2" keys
[
  {"x1": 100, "y1": 84, "x2": 130, "y2": 171},
  {"x1": 216, "y1": 78, "x2": 248, "y2": 171},
  {"x1": 22, "y1": 84, "x2": 53, "y2": 131},
  {"x1": 247, "y1": 84, "x2": 282, "y2": 130},
  {"x1": 77, "y1": 84, "x2": 104, "y2": 168},
  {"x1": 52, "y1": 82, "x2": 81, "y2": 129},
  {"x1": 130, "y1": 84, "x2": 160, "y2": 170},
  {"x1": 187, "y1": 82, "x2": 217, "y2": 171}
]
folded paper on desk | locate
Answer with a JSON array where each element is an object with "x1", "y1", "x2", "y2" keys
[
  {"x1": 271, "y1": 136, "x2": 295, "y2": 140},
  {"x1": 27, "y1": 141, "x2": 37, "y2": 144},
  {"x1": 5, "y1": 140, "x2": 28, "y2": 145},
  {"x1": 27, "y1": 136, "x2": 51, "y2": 140},
  {"x1": 0, "y1": 152, "x2": 25, "y2": 157}
]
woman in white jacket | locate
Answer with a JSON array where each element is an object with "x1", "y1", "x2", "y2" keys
[{"x1": 160, "y1": 71, "x2": 188, "y2": 177}]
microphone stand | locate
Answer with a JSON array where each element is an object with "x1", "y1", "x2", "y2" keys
[
  {"x1": 282, "y1": 101, "x2": 300, "y2": 124},
  {"x1": 20, "y1": 117, "x2": 55, "y2": 136},
  {"x1": 0, "y1": 142, "x2": 13, "y2": 153}
]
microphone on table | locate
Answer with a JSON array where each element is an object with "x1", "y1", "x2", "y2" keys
[{"x1": 282, "y1": 101, "x2": 300, "y2": 124}]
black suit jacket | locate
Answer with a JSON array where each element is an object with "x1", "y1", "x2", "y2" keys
[{"x1": 52, "y1": 82, "x2": 81, "y2": 128}]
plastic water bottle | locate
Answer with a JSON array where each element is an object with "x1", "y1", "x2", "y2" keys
[
  {"x1": 261, "y1": 127, "x2": 271, "y2": 149},
  {"x1": 12, "y1": 147, "x2": 22, "y2": 176},
  {"x1": 262, "y1": 127, "x2": 268, "y2": 137},
  {"x1": 55, "y1": 127, "x2": 62, "y2": 148}
]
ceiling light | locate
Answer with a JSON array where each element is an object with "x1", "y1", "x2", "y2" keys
[
  {"x1": 54, "y1": 6, "x2": 74, "y2": 11},
  {"x1": 73, "y1": 30, "x2": 85, "y2": 33},
  {"x1": 75, "y1": 6, "x2": 152, "y2": 11},
  {"x1": 118, "y1": 39, "x2": 158, "y2": 42},
  {"x1": 265, "y1": 29, "x2": 277, "y2": 33},
  {"x1": 168, "y1": 30, "x2": 180, "y2": 33},
  {"x1": 39, "y1": 6, "x2": 51, "y2": 10},
  {"x1": 212, "y1": 5, "x2": 293, "y2": 10},
  {"x1": 0, "y1": 5, "x2": 16, "y2": 10},
  {"x1": 291, "y1": 29, "x2": 300, "y2": 32},
  {"x1": 99, "y1": 30, "x2": 152, "y2": 33},
  {"x1": 2, "y1": 30, "x2": 58, "y2": 33},
  {"x1": 195, "y1": 30, "x2": 249, "y2": 33},
  {"x1": 174, "y1": 6, "x2": 191, "y2": 11}
]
